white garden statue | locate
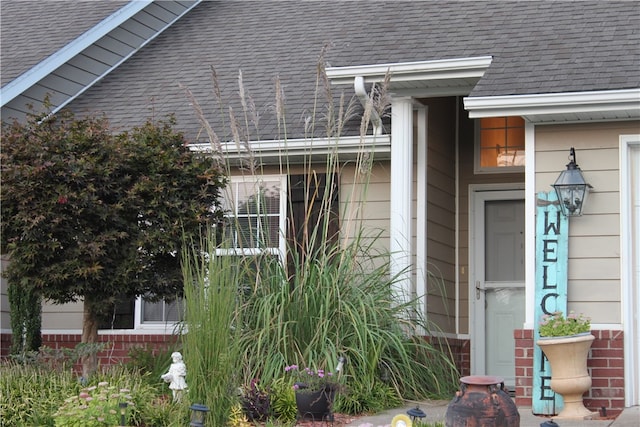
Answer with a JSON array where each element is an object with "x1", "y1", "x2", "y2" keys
[{"x1": 161, "y1": 351, "x2": 187, "y2": 402}]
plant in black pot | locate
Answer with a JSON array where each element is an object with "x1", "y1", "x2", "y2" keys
[{"x1": 285, "y1": 361, "x2": 344, "y2": 421}]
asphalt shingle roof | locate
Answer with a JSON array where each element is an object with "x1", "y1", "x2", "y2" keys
[
  {"x1": 0, "y1": 0, "x2": 128, "y2": 86},
  {"x1": 3, "y1": 1, "x2": 639, "y2": 141}
]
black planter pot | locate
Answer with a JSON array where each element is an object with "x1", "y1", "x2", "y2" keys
[{"x1": 294, "y1": 383, "x2": 336, "y2": 421}]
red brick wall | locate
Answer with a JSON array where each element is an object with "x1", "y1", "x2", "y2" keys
[
  {"x1": 1, "y1": 332, "x2": 179, "y2": 368},
  {"x1": 514, "y1": 329, "x2": 625, "y2": 417},
  {"x1": 0, "y1": 333, "x2": 11, "y2": 358},
  {"x1": 446, "y1": 337, "x2": 471, "y2": 377}
]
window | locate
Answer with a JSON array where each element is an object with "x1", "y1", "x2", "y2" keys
[
  {"x1": 99, "y1": 297, "x2": 183, "y2": 330},
  {"x1": 142, "y1": 298, "x2": 183, "y2": 323},
  {"x1": 219, "y1": 175, "x2": 287, "y2": 258},
  {"x1": 476, "y1": 116, "x2": 525, "y2": 172},
  {"x1": 98, "y1": 173, "x2": 337, "y2": 332}
]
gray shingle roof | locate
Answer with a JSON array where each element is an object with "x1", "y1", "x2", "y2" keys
[
  {"x1": 0, "y1": 0, "x2": 128, "y2": 86},
  {"x1": 4, "y1": 1, "x2": 639, "y2": 140}
]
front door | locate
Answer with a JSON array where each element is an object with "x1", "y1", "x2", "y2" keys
[{"x1": 472, "y1": 189, "x2": 525, "y2": 388}]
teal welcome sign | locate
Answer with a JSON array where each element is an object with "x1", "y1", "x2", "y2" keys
[{"x1": 533, "y1": 191, "x2": 568, "y2": 415}]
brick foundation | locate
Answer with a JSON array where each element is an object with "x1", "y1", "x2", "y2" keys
[
  {"x1": 514, "y1": 329, "x2": 625, "y2": 417},
  {"x1": 1, "y1": 332, "x2": 179, "y2": 369},
  {"x1": 446, "y1": 336, "x2": 471, "y2": 377}
]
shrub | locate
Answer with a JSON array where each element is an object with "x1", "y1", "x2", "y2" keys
[
  {"x1": 53, "y1": 381, "x2": 132, "y2": 427},
  {"x1": 269, "y1": 377, "x2": 297, "y2": 423},
  {"x1": 0, "y1": 361, "x2": 79, "y2": 426}
]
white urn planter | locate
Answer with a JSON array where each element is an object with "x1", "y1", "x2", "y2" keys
[{"x1": 537, "y1": 333, "x2": 596, "y2": 419}]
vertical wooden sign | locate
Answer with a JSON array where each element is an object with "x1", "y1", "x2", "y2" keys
[{"x1": 533, "y1": 191, "x2": 569, "y2": 415}]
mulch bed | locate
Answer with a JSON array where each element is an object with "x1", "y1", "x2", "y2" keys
[{"x1": 293, "y1": 413, "x2": 364, "y2": 426}]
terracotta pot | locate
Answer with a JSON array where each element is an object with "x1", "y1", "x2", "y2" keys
[
  {"x1": 445, "y1": 375, "x2": 520, "y2": 427},
  {"x1": 537, "y1": 333, "x2": 596, "y2": 419}
]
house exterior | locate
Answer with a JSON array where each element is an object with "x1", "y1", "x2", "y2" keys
[{"x1": 2, "y1": 0, "x2": 639, "y2": 415}]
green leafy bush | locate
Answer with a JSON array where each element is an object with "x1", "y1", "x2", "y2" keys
[{"x1": 269, "y1": 377, "x2": 297, "y2": 423}]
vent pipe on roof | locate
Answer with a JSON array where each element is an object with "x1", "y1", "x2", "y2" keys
[{"x1": 354, "y1": 76, "x2": 382, "y2": 135}]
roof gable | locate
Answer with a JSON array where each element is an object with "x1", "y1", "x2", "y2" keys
[
  {"x1": 1, "y1": 0, "x2": 200, "y2": 122},
  {"x1": 0, "y1": 0, "x2": 129, "y2": 86}
]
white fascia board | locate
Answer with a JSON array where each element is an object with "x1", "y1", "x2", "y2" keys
[
  {"x1": 464, "y1": 89, "x2": 640, "y2": 119},
  {"x1": 190, "y1": 134, "x2": 391, "y2": 159},
  {"x1": 326, "y1": 56, "x2": 493, "y2": 85},
  {"x1": 1, "y1": 1, "x2": 153, "y2": 106}
]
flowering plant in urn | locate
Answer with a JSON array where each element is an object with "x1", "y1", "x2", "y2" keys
[
  {"x1": 537, "y1": 310, "x2": 595, "y2": 418},
  {"x1": 285, "y1": 365, "x2": 336, "y2": 392},
  {"x1": 539, "y1": 311, "x2": 590, "y2": 337}
]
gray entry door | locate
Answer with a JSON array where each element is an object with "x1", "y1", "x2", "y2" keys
[{"x1": 472, "y1": 191, "x2": 525, "y2": 388}]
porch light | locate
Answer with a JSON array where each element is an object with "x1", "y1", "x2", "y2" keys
[
  {"x1": 189, "y1": 403, "x2": 210, "y2": 427},
  {"x1": 552, "y1": 147, "x2": 592, "y2": 217}
]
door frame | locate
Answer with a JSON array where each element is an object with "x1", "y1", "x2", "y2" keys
[
  {"x1": 621, "y1": 135, "x2": 640, "y2": 406},
  {"x1": 469, "y1": 183, "x2": 525, "y2": 376}
]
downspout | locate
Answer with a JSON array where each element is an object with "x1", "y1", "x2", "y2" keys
[{"x1": 354, "y1": 76, "x2": 382, "y2": 135}]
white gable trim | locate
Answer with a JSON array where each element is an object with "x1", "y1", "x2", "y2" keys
[
  {"x1": 2, "y1": 1, "x2": 202, "y2": 123},
  {"x1": 464, "y1": 89, "x2": 640, "y2": 122},
  {"x1": 1, "y1": 1, "x2": 153, "y2": 106}
]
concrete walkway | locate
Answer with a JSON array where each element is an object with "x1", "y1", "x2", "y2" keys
[{"x1": 344, "y1": 400, "x2": 639, "y2": 426}]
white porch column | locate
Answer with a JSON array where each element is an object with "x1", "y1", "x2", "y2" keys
[{"x1": 390, "y1": 97, "x2": 413, "y2": 304}]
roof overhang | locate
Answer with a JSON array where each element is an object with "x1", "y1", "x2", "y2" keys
[
  {"x1": 464, "y1": 89, "x2": 640, "y2": 123},
  {"x1": 190, "y1": 134, "x2": 391, "y2": 165},
  {"x1": 326, "y1": 56, "x2": 493, "y2": 97}
]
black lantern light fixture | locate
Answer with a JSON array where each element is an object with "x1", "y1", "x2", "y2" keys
[
  {"x1": 552, "y1": 147, "x2": 592, "y2": 217},
  {"x1": 189, "y1": 403, "x2": 210, "y2": 427}
]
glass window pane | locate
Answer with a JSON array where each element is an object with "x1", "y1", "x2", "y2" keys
[
  {"x1": 238, "y1": 182, "x2": 260, "y2": 214},
  {"x1": 506, "y1": 128, "x2": 525, "y2": 146},
  {"x1": 236, "y1": 216, "x2": 256, "y2": 248},
  {"x1": 165, "y1": 299, "x2": 183, "y2": 322},
  {"x1": 506, "y1": 116, "x2": 524, "y2": 127},
  {"x1": 143, "y1": 300, "x2": 164, "y2": 322},
  {"x1": 142, "y1": 298, "x2": 183, "y2": 323},
  {"x1": 480, "y1": 148, "x2": 498, "y2": 167},
  {"x1": 481, "y1": 117, "x2": 506, "y2": 129},
  {"x1": 261, "y1": 183, "x2": 281, "y2": 214},
  {"x1": 261, "y1": 214, "x2": 281, "y2": 248},
  {"x1": 480, "y1": 129, "x2": 505, "y2": 148}
]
